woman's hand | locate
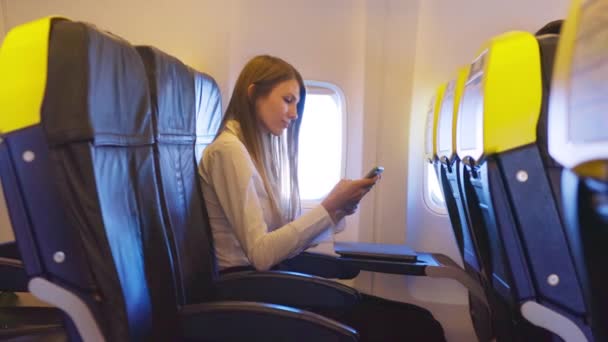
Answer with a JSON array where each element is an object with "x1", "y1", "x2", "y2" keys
[{"x1": 322, "y1": 176, "x2": 379, "y2": 223}]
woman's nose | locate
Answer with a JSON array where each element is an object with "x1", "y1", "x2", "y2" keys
[{"x1": 288, "y1": 106, "x2": 298, "y2": 119}]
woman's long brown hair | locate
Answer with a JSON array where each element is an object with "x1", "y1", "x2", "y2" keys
[{"x1": 216, "y1": 55, "x2": 305, "y2": 222}]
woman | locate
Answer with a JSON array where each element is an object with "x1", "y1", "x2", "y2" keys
[
  {"x1": 199, "y1": 55, "x2": 445, "y2": 341},
  {"x1": 199, "y1": 55, "x2": 375, "y2": 272}
]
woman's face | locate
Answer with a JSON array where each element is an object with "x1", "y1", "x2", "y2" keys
[{"x1": 254, "y1": 79, "x2": 300, "y2": 136}]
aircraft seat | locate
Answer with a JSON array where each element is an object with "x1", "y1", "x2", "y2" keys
[
  {"x1": 456, "y1": 27, "x2": 591, "y2": 341},
  {"x1": 436, "y1": 69, "x2": 482, "y2": 275},
  {"x1": 432, "y1": 69, "x2": 500, "y2": 342},
  {"x1": 548, "y1": 0, "x2": 608, "y2": 340},
  {"x1": 135, "y1": 46, "x2": 220, "y2": 305},
  {"x1": 0, "y1": 17, "x2": 358, "y2": 341}
]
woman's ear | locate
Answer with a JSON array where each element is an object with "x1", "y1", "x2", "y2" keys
[{"x1": 247, "y1": 84, "x2": 255, "y2": 101}]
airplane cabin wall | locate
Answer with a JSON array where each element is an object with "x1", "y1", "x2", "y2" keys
[
  {"x1": 0, "y1": 0, "x2": 5, "y2": 40},
  {"x1": 0, "y1": 184, "x2": 11, "y2": 243},
  {"x1": 0, "y1": 0, "x2": 12, "y2": 244}
]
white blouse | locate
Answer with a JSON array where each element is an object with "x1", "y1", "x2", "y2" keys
[{"x1": 198, "y1": 122, "x2": 336, "y2": 271}]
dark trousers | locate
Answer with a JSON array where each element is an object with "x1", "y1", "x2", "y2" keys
[
  {"x1": 220, "y1": 267, "x2": 446, "y2": 341},
  {"x1": 323, "y1": 293, "x2": 445, "y2": 342}
]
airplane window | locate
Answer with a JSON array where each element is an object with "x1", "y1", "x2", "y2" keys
[
  {"x1": 426, "y1": 163, "x2": 446, "y2": 211},
  {"x1": 298, "y1": 81, "x2": 345, "y2": 206}
]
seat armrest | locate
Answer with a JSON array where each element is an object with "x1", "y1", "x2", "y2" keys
[
  {"x1": 0, "y1": 242, "x2": 21, "y2": 260},
  {"x1": 0, "y1": 257, "x2": 28, "y2": 291},
  {"x1": 180, "y1": 301, "x2": 358, "y2": 342},
  {"x1": 336, "y1": 249, "x2": 489, "y2": 308},
  {"x1": 217, "y1": 270, "x2": 360, "y2": 310},
  {"x1": 279, "y1": 252, "x2": 360, "y2": 279},
  {"x1": 337, "y1": 251, "x2": 432, "y2": 276}
]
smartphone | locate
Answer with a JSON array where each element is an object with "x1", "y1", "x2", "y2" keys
[{"x1": 364, "y1": 166, "x2": 384, "y2": 179}]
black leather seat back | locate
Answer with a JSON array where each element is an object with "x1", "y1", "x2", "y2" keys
[
  {"x1": 435, "y1": 71, "x2": 495, "y2": 341},
  {"x1": 137, "y1": 46, "x2": 221, "y2": 305}
]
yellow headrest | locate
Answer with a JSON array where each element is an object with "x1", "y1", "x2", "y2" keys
[
  {"x1": 0, "y1": 17, "x2": 66, "y2": 135},
  {"x1": 424, "y1": 83, "x2": 447, "y2": 163},
  {"x1": 456, "y1": 31, "x2": 542, "y2": 165},
  {"x1": 549, "y1": 0, "x2": 608, "y2": 180},
  {"x1": 437, "y1": 66, "x2": 469, "y2": 165}
]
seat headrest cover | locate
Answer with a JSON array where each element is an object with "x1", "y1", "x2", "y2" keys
[
  {"x1": 457, "y1": 31, "x2": 542, "y2": 165},
  {"x1": 548, "y1": 0, "x2": 608, "y2": 179},
  {"x1": 0, "y1": 17, "x2": 60, "y2": 134},
  {"x1": 424, "y1": 83, "x2": 447, "y2": 163},
  {"x1": 437, "y1": 66, "x2": 469, "y2": 165},
  {"x1": 136, "y1": 46, "x2": 196, "y2": 142}
]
